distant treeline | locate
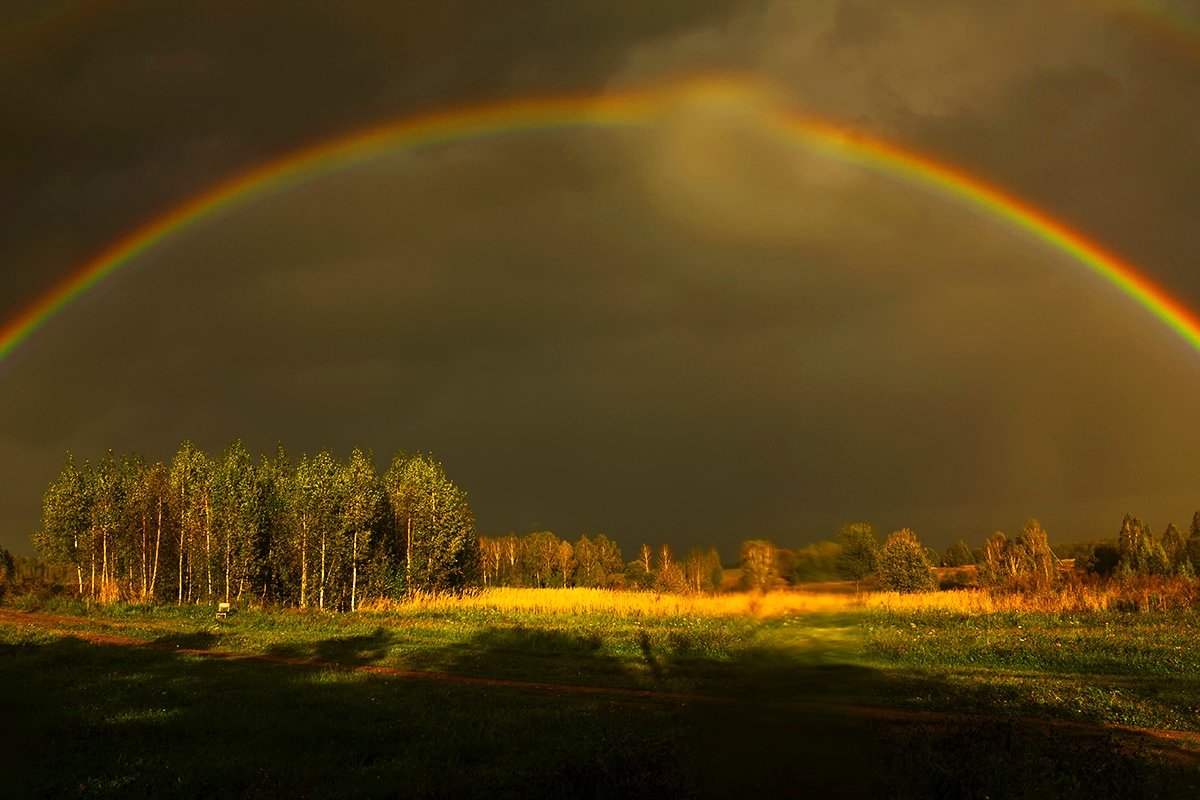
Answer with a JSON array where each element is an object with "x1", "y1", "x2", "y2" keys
[
  {"x1": 478, "y1": 532, "x2": 723, "y2": 593},
  {"x1": 33, "y1": 441, "x2": 478, "y2": 609},
  {"x1": 27, "y1": 439, "x2": 1200, "y2": 606},
  {"x1": 768, "y1": 513, "x2": 1200, "y2": 593}
]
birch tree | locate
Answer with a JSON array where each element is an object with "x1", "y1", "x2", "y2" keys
[
  {"x1": 211, "y1": 440, "x2": 261, "y2": 603},
  {"x1": 256, "y1": 446, "x2": 293, "y2": 605},
  {"x1": 384, "y1": 452, "x2": 479, "y2": 594},
  {"x1": 170, "y1": 441, "x2": 209, "y2": 604},
  {"x1": 293, "y1": 451, "x2": 340, "y2": 610},
  {"x1": 128, "y1": 455, "x2": 170, "y2": 601},
  {"x1": 339, "y1": 448, "x2": 382, "y2": 610},
  {"x1": 34, "y1": 453, "x2": 92, "y2": 596},
  {"x1": 739, "y1": 539, "x2": 777, "y2": 592}
]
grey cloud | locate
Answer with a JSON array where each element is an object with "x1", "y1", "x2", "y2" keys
[{"x1": 2, "y1": 1, "x2": 1200, "y2": 556}]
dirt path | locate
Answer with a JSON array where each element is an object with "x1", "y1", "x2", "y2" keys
[{"x1": 3, "y1": 606, "x2": 1199, "y2": 758}]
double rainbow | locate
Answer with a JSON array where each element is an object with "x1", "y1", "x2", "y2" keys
[{"x1": 3, "y1": 76, "x2": 1198, "y2": 366}]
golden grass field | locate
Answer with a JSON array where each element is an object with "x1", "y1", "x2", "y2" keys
[{"x1": 363, "y1": 577, "x2": 1198, "y2": 618}]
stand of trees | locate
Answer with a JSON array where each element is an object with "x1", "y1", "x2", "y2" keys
[
  {"x1": 28, "y1": 441, "x2": 1200, "y2": 606},
  {"x1": 479, "y1": 532, "x2": 723, "y2": 593},
  {"x1": 33, "y1": 441, "x2": 480, "y2": 608},
  {"x1": 770, "y1": 510, "x2": 1200, "y2": 595}
]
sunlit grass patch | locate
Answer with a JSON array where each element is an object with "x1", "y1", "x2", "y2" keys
[
  {"x1": 105, "y1": 706, "x2": 181, "y2": 724},
  {"x1": 366, "y1": 586, "x2": 873, "y2": 617},
  {"x1": 859, "y1": 607, "x2": 1200, "y2": 731}
]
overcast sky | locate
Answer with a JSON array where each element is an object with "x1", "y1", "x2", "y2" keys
[{"x1": 2, "y1": 1, "x2": 1199, "y2": 557}]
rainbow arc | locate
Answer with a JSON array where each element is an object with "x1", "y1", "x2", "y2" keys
[{"x1": 3, "y1": 77, "x2": 1198, "y2": 366}]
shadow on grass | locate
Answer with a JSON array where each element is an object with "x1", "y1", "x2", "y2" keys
[
  {"x1": 150, "y1": 630, "x2": 220, "y2": 651},
  {"x1": 265, "y1": 626, "x2": 395, "y2": 666},
  {"x1": 2, "y1": 627, "x2": 1198, "y2": 798},
  {"x1": 397, "y1": 624, "x2": 630, "y2": 687},
  {"x1": 650, "y1": 641, "x2": 1200, "y2": 798}
]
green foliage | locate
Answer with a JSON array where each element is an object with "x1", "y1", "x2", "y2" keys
[
  {"x1": 1161, "y1": 522, "x2": 1188, "y2": 575},
  {"x1": 977, "y1": 521, "x2": 1058, "y2": 590},
  {"x1": 875, "y1": 529, "x2": 935, "y2": 593},
  {"x1": 937, "y1": 568, "x2": 975, "y2": 590},
  {"x1": 623, "y1": 558, "x2": 654, "y2": 590},
  {"x1": 170, "y1": 440, "x2": 210, "y2": 604},
  {"x1": 738, "y1": 540, "x2": 778, "y2": 591},
  {"x1": 211, "y1": 440, "x2": 261, "y2": 603},
  {"x1": 1086, "y1": 545, "x2": 1121, "y2": 577},
  {"x1": 655, "y1": 561, "x2": 688, "y2": 594},
  {"x1": 1054, "y1": 538, "x2": 1116, "y2": 569},
  {"x1": 836, "y1": 523, "x2": 877, "y2": 587},
  {"x1": 569, "y1": 534, "x2": 625, "y2": 588},
  {"x1": 785, "y1": 540, "x2": 841, "y2": 583},
  {"x1": 1113, "y1": 514, "x2": 1187, "y2": 578},
  {"x1": 0, "y1": 546, "x2": 13, "y2": 603},
  {"x1": 1116, "y1": 513, "x2": 1148, "y2": 574},
  {"x1": 1135, "y1": 538, "x2": 1171, "y2": 577},
  {"x1": 480, "y1": 532, "x2": 625, "y2": 589},
  {"x1": 0, "y1": 547, "x2": 13, "y2": 583},
  {"x1": 942, "y1": 539, "x2": 974, "y2": 567},
  {"x1": 571, "y1": 535, "x2": 600, "y2": 587},
  {"x1": 1187, "y1": 511, "x2": 1200, "y2": 574},
  {"x1": 34, "y1": 452, "x2": 91, "y2": 580},
  {"x1": 1014, "y1": 519, "x2": 1056, "y2": 589},
  {"x1": 383, "y1": 452, "x2": 479, "y2": 595},
  {"x1": 339, "y1": 448, "x2": 383, "y2": 610},
  {"x1": 34, "y1": 441, "x2": 480, "y2": 609},
  {"x1": 682, "y1": 548, "x2": 723, "y2": 593},
  {"x1": 650, "y1": 543, "x2": 689, "y2": 593},
  {"x1": 520, "y1": 532, "x2": 559, "y2": 588}
]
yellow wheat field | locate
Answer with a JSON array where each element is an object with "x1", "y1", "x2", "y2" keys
[{"x1": 365, "y1": 582, "x2": 1147, "y2": 618}]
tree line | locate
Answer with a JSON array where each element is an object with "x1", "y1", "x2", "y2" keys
[
  {"x1": 944, "y1": 512, "x2": 1200, "y2": 590},
  {"x1": 30, "y1": 438, "x2": 1200, "y2": 606},
  {"x1": 735, "y1": 526, "x2": 944, "y2": 593},
  {"x1": 479, "y1": 532, "x2": 724, "y2": 593},
  {"x1": 33, "y1": 441, "x2": 479, "y2": 609},
  {"x1": 741, "y1": 511, "x2": 1200, "y2": 594}
]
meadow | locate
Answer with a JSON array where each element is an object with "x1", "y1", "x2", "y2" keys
[{"x1": 2, "y1": 587, "x2": 1199, "y2": 798}]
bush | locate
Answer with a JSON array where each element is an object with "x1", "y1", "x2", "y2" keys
[
  {"x1": 1086, "y1": 545, "x2": 1120, "y2": 577},
  {"x1": 938, "y1": 568, "x2": 976, "y2": 591},
  {"x1": 787, "y1": 540, "x2": 842, "y2": 583},
  {"x1": 876, "y1": 529, "x2": 935, "y2": 593},
  {"x1": 943, "y1": 540, "x2": 975, "y2": 567}
]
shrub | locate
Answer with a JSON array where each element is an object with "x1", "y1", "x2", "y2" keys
[
  {"x1": 876, "y1": 529, "x2": 935, "y2": 593},
  {"x1": 943, "y1": 539, "x2": 975, "y2": 567}
]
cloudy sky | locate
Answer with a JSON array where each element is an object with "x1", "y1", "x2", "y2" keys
[{"x1": 2, "y1": 0, "x2": 1199, "y2": 557}]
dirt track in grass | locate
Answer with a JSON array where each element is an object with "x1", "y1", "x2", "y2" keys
[{"x1": 3, "y1": 605, "x2": 1199, "y2": 764}]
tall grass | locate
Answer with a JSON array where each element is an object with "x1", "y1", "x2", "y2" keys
[
  {"x1": 362, "y1": 578, "x2": 1200, "y2": 619},
  {"x1": 363, "y1": 587, "x2": 859, "y2": 617},
  {"x1": 13, "y1": 576, "x2": 1197, "y2": 619}
]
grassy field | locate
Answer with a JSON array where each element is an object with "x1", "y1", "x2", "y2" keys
[{"x1": 2, "y1": 589, "x2": 1199, "y2": 798}]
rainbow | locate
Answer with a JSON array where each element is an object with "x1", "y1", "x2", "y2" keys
[
  {"x1": 4, "y1": 76, "x2": 1199, "y2": 366},
  {"x1": 1092, "y1": 0, "x2": 1200, "y2": 60}
]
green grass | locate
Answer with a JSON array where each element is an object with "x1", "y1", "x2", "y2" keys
[
  {"x1": 861, "y1": 609, "x2": 1200, "y2": 731},
  {"x1": 2, "y1": 601, "x2": 1199, "y2": 797}
]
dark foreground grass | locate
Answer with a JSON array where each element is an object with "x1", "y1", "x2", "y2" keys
[
  {"x1": 863, "y1": 610, "x2": 1200, "y2": 731},
  {"x1": 2, "y1": 603, "x2": 1199, "y2": 798}
]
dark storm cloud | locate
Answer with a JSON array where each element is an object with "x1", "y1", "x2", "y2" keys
[
  {"x1": 3, "y1": 1, "x2": 1200, "y2": 557},
  {"x1": 0, "y1": 0, "x2": 758, "y2": 322}
]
